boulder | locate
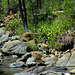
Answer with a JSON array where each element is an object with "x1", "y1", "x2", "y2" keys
[
  {"x1": 43, "y1": 57, "x2": 58, "y2": 65},
  {"x1": 9, "y1": 61, "x2": 25, "y2": 68},
  {"x1": 39, "y1": 70, "x2": 63, "y2": 75},
  {"x1": 14, "y1": 66, "x2": 45, "y2": 75},
  {"x1": 1, "y1": 40, "x2": 27, "y2": 55},
  {"x1": 56, "y1": 53, "x2": 71, "y2": 66},
  {"x1": 17, "y1": 52, "x2": 31, "y2": 62},
  {"x1": 26, "y1": 57, "x2": 36, "y2": 63},
  {"x1": 66, "y1": 58, "x2": 75, "y2": 67},
  {"x1": 26, "y1": 62, "x2": 37, "y2": 67}
]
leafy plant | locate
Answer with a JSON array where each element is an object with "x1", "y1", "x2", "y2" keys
[{"x1": 27, "y1": 43, "x2": 38, "y2": 52}]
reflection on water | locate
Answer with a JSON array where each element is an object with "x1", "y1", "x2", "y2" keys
[{"x1": 0, "y1": 55, "x2": 27, "y2": 75}]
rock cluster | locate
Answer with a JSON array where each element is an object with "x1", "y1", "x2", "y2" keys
[{"x1": 0, "y1": 26, "x2": 75, "y2": 75}]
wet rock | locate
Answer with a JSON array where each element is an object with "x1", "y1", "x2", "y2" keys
[
  {"x1": 9, "y1": 61, "x2": 25, "y2": 68},
  {"x1": 26, "y1": 57, "x2": 36, "y2": 62},
  {"x1": 21, "y1": 32, "x2": 37, "y2": 41},
  {"x1": 38, "y1": 70, "x2": 63, "y2": 75},
  {"x1": 26, "y1": 62, "x2": 37, "y2": 67},
  {"x1": 50, "y1": 66, "x2": 68, "y2": 71},
  {"x1": 14, "y1": 65, "x2": 45, "y2": 75},
  {"x1": 17, "y1": 53, "x2": 31, "y2": 62},
  {"x1": 1, "y1": 40, "x2": 27, "y2": 55},
  {"x1": 70, "y1": 69, "x2": 75, "y2": 74},
  {"x1": 56, "y1": 53, "x2": 71, "y2": 66}
]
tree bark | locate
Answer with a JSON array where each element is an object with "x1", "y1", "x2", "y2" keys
[
  {"x1": 19, "y1": 0, "x2": 28, "y2": 32},
  {"x1": 22, "y1": 0, "x2": 28, "y2": 29},
  {"x1": 39, "y1": 0, "x2": 41, "y2": 9},
  {"x1": 30, "y1": 0, "x2": 36, "y2": 31},
  {"x1": 37, "y1": 0, "x2": 39, "y2": 9},
  {"x1": 8, "y1": 0, "x2": 9, "y2": 5},
  {"x1": 0, "y1": 0, "x2": 1, "y2": 12}
]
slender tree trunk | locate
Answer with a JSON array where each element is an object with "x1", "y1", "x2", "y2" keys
[
  {"x1": 22, "y1": 0, "x2": 28, "y2": 29},
  {"x1": 19, "y1": 0, "x2": 27, "y2": 32},
  {"x1": 37, "y1": 0, "x2": 39, "y2": 9},
  {"x1": 8, "y1": 0, "x2": 9, "y2": 5},
  {"x1": 0, "y1": 0, "x2": 1, "y2": 12},
  {"x1": 30, "y1": 0, "x2": 36, "y2": 31},
  {"x1": 39, "y1": 0, "x2": 41, "y2": 9}
]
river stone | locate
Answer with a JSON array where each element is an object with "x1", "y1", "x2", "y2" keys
[
  {"x1": 66, "y1": 58, "x2": 75, "y2": 67},
  {"x1": 26, "y1": 62, "x2": 37, "y2": 67},
  {"x1": 38, "y1": 70, "x2": 63, "y2": 75},
  {"x1": 1, "y1": 40, "x2": 27, "y2": 55},
  {"x1": 9, "y1": 61, "x2": 25, "y2": 68},
  {"x1": 56, "y1": 53, "x2": 71, "y2": 66},
  {"x1": 17, "y1": 52, "x2": 31, "y2": 62},
  {"x1": 26, "y1": 57, "x2": 36, "y2": 62},
  {"x1": 14, "y1": 66, "x2": 45, "y2": 75},
  {"x1": 26, "y1": 57, "x2": 37, "y2": 67}
]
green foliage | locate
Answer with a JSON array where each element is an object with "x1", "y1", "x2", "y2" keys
[
  {"x1": 1, "y1": 0, "x2": 75, "y2": 48},
  {"x1": 27, "y1": 43, "x2": 38, "y2": 51},
  {"x1": 5, "y1": 12, "x2": 25, "y2": 35}
]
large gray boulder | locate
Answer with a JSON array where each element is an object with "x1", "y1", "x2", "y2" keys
[
  {"x1": 56, "y1": 53, "x2": 71, "y2": 66},
  {"x1": 9, "y1": 61, "x2": 25, "y2": 68},
  {"x1": 1, "y1": 40, "x2": 27, "y2": 55},
  {"x1": 66, "y1": 58, "x2": 75, "y2": 67},
  {"x1": 0, "y1": 31, "x2": 12, "y2": 47},
  {"x1": 14, "y1": 66, "x2": 45, "y2": 75}
]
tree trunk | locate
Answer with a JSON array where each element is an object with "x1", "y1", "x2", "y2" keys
[
  {"x1": 39, "y1": 0, "x2": 41, "y2": 9},
  {"x1": 30, "y1": 0, "x2": 36, "y2": 31},
  {"x1": 0, "y1": 0, "x2": 1, "y2": 12},
  {"x1": 8, "y1": 0, "x2": 9, "y2": 5},
  {"x1": 19, "y1": 0, "x2": 27, "y2": 32},
  {"x1": 37, "y1": 0, "x2": 39, "y2": 9},
  {"x1": 22, "y1": 0, "x2": 28, "y2": 29}
]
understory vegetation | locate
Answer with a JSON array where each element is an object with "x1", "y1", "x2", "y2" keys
[{"x1": 0, "y1": 0, "x2": 75, "y2": 47}]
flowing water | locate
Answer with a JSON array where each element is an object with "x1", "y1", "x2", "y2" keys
[{"x1": 0, "y1": 55, "x2": 27, "y2": 75}]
